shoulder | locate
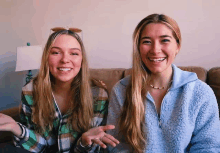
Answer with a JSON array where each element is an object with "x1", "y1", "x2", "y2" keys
[
  {"x1": 111, "y1": 75, "x2": 130, "y2": 97},
  {"x1": 184, "y1": 79, "x2": 214, "y2": 96},
  {"x1": 91, "y1": 78, "x2": 108, "y2": 101},
  {"x1": 91, "y1": 79, "x2": 109, "y2": 115},
  {"x1": 110, "y1": 76, "x2": 130, "y2": 106},
  {"x1": 22, "y1": 80, "x2": 34, "y2": 93},
  {"x1": 112, "y1": 75, "x2": 130, "y2": 93},
  {"x1": 178, "y1": 79, "x2": 218, "y2": 114},
  {"x1": 91, "y1": 78, "x2": 108, "y2": 96},
  {"x1": 190, "y1": 80, "x2": 216, "y2": 102},
  {"x1": 188, "y1": 80, "x2": 220, "y2": 133},
  {"x1": 91, "y1": 78, "x2": 107, "y2": 90}
]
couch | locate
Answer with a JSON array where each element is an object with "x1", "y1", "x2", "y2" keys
[{"x1": 0, "y1": 66, "x2": 220, "y2": 143}]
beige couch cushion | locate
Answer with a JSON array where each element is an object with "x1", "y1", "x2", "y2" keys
[
  {"x1": 178, "y1": 66, "x2": 207, "y2": 82},
  {"x1": 90, "y1": 68, "x2": 125, "y2": 94}
]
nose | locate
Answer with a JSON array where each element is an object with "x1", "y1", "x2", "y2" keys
[
  {"x1": 60, "y1": 53, "x2": 70, "y2": 63},
  {"x1": 150, "y1": 41, "x2": 161, "y2": 54}
]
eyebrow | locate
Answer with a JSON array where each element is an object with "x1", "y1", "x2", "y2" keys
[
  {"x1": 160, "y1": 35, "x2": 172, "y2": 38},
  {"x1": 141, "y1": 35, "x2": 172, "y2": 40},
  {"x1": 51, "y1": 46, "x2": 81, "y2": 51}
]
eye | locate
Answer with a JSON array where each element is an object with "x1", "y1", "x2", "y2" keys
[
  {"x1": 51, "y1": 51, "x2": 60, "y2": 55},
  {"x1": 70, "y1": 52, "x2": 79, "y2": 55},
  {"x1": 161, "y1": 39, "x2": 170, "y2": 43},
  {"x1": 142, "y1": 40, "x2": 151, "y2": 44}
]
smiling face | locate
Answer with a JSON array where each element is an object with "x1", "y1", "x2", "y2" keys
[
  {"x1": 48, "y1": 34, "x2": 82, "y2": 85},
  {"x1": 139, "y1": 23, "x2": 179, "y2": 76}
]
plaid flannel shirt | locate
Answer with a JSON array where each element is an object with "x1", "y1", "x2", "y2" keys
[{"x1": 14, "y1": 80, "x2": 108, "y2": 153}]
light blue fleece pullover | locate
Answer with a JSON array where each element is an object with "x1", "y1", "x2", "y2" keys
[{"x1": 107, "y1": 64, "x2": 220, "y2": 153}]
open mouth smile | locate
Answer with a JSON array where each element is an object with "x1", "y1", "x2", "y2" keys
[
  {"x1": 148, "y1": 57, "x2": 166, "y2": 62},
  {"x1": 57, "y1": 68, "x2": 72, "y2": 71}
]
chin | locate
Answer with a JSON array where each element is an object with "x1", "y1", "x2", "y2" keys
[
  {"x1": 56, "y1": 77, "x2": 75, "y2": 83},
  {"x1": 150, "y1": 70, "x2": 163, "y2": 74},
  {"x1": 150, "y1": 65, "x2": 172, "y2": 75},
  {"x1": 147, "y1": 66, "x2": 164, "y2": 73}
]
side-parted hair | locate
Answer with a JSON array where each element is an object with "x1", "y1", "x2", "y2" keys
[
  {"x1": 32, "y1": 30, "x2": 93, "y2": 134},
  {"x1": 119, "y1": 14, "x2": 181, "y2": 153}
]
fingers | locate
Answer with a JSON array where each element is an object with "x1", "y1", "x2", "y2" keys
[
  {"x1": 81, "y1": 125, "x2": 119, "y2": 148},
  {"x1": 103, "y1": 133, "x2": 120, "y2": 145},
  {"x1": 92, "y1": 133, "x2": 120, "y2": 148},
  {"x1": 99, "y1": 125, "x2": 115, "y2": 131},
  {"x1": 101, "y1": 134, "x2": 119, "y2": 147},
  {"x1": 92, "y1": 138, "x2": 107, "y2": 148}
]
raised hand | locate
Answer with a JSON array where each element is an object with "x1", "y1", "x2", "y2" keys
[
  {"x1": 81, "y1": 125, "x2": 119, "y2": 148},
  {"x1": 0, "y1": 113, "x2": 22, "y2": 137}
]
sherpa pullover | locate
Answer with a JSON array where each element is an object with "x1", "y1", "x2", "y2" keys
[{"x1": 107, "y1": 64, "x2": 220, "y2": 153}]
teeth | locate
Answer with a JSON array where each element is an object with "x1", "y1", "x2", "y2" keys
[
  {"x1": 58, "y1": 68, "x2": 71, "y2": 71},
  {"x1": 149, "y1": 58, "x2": 166, "y2": 62}
]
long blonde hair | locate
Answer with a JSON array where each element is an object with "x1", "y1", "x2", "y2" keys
[
  {"x1": 32, "y1": 30, "x2": 93, "y2": 134},
  {"x1": 119, "y1": 14, "x2": 182, "y2": 153}
]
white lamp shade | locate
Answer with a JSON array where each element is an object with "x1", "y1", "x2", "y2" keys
[{"x1": 15, "y1": 45, "x2": 43, "y2": 72}]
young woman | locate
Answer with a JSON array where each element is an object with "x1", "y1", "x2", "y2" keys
[
  {"x1": 0, "y1": 28, "x2": 119, "y2": 152},
  {"x1": 107, "y1": 14, "x2": 220, "y2": 152}
]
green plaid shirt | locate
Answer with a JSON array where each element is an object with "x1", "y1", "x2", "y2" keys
[{"x1": 14, "y1": 80, "x2": 108, "y2": 153}]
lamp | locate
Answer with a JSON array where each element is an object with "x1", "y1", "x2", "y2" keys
[{"x1": 15, "y1": 43, "x2": 43, "y2": 84}]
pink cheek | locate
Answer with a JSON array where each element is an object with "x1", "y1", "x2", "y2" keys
[{"x1": 76, "y1": 58, "x2": 82, "y2": 65}]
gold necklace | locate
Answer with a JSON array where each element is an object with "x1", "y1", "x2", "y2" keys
[{"x1": 149, "y1": 80, "x2": 173, "y2": 90}]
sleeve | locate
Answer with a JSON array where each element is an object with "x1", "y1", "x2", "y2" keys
[
  {"x1": 13, "y1": 92, "x2": 48, "y2": 153},
  {"x1": 189, "y1": 85, "x2": 220, "y2": 152},
  {"x1": 106, "y1": 85, "x2": 132, "y2": 153},
  {"x1": 93, "y1": 86, "x2": 109, "y2": 127},
  {"x1": 73, "y1": 82, "x2": 109, "y2": 153}
]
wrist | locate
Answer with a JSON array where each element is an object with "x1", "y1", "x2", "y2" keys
[
  {"x1": 11, "y1": 122, "x2": 23, "y2": 138},
  {"x1": 79, "y1": 137, "x2": 93, "y2": 150},
  {"x1": 80, "y1": 134, "x2": 91, "y2": 147}
]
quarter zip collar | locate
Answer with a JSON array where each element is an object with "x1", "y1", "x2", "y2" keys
[{"x1": 169, "y1": 64, "x2": 198, "y2": 90}]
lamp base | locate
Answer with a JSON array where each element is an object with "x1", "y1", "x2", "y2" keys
[{"x1": 26, "y1": 70, "x2": 32, "y2": 84}]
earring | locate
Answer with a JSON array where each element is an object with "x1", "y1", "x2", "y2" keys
[{"x1": 175, "y1": 50, "x2": 179, "y2": 56}]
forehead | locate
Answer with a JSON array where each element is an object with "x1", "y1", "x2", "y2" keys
[
  {"x1": 141, "y1": 23, "x2": 173, "y2": 37},
  {"x1": 51, "y1": 34, "x2": 81, "y2": 49}
]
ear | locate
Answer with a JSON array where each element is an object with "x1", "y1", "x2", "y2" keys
[
  {"x1": 175, "y1": 49, "x2": 179, "y2": 56},
  {"x1": 175, "y1": 45, "x2": 180, "y2": 56}
]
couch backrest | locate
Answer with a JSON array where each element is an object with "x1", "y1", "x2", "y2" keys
[
  {"x1": 90, "y1": 68, "x2": 126, "y2": 94},
  {"x1": 90, "y1": 66, "x2": 208, "y2": 95},
  {"x1": 207, "y1": 67, "x2": 220, "y2": 110},
  {"x1": 123, "y1": 66, "x2": 207, "y2": 82}
]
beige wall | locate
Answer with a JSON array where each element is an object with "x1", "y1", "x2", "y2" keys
[{"x1": 0, "y1": 0, "x2": 220, "y2": 109}]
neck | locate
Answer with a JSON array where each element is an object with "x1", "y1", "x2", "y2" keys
[
  {"x1": 149, "y1": 66, "x2": 173, "y2": 88},
  {"x1": 52, "y1": 81, "x2": 72, "y2": 96}
]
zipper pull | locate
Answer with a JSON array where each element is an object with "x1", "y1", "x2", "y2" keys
[{"x1": 159, "y1": 118, "x2": 162, "y2": 128}]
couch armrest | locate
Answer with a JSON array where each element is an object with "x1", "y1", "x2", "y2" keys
[{"x1": 0, "y1": 106, "x2": 20, "y2": 122}]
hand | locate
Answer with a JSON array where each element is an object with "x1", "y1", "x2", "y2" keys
[
  {"x1": 0, "y1": 113, "x2": 22, "y2": 137},
  {"x1": 81, "y1": 125, "x2": 119, "y2": 149}
]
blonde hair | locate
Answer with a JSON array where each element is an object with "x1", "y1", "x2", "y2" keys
[
  {"x1": 119, "y1": 14, "x2": 181, "y2": 153},
  {"x1": 32, "y1": 30, "x2": 93, "y2": 134}
]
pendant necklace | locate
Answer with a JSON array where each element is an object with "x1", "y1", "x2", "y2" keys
[{"x1": 149, "y1": 80, "x2": 173, "y2": 90}]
